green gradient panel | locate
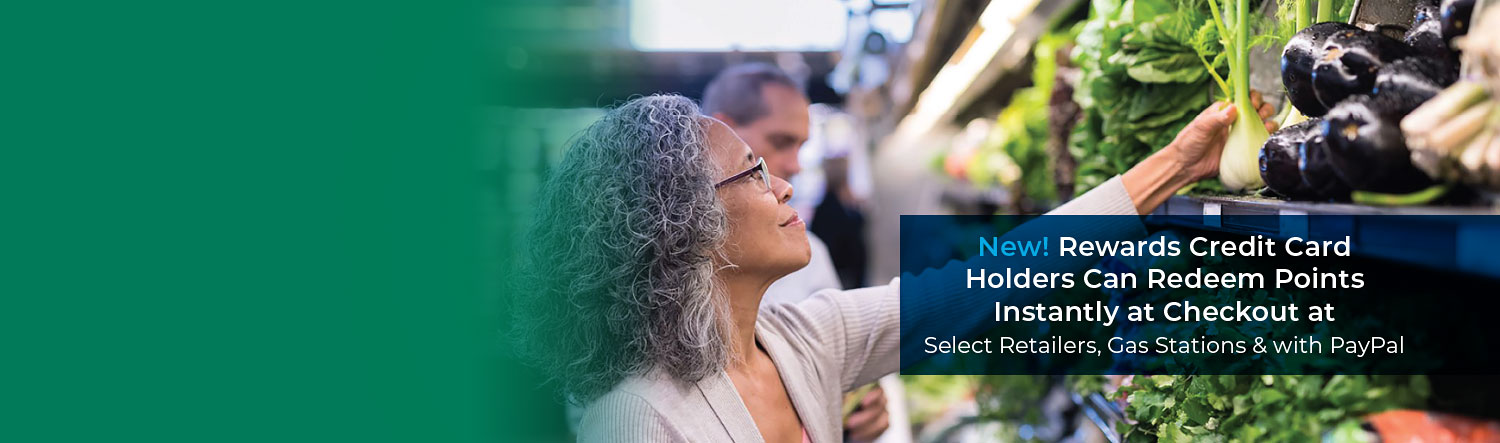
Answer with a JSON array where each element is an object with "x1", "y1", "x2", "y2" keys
[
  {"x1": 0, "y1": 1, "x2": 576, "y2": 441},
  {"x1": 491, "y1": 1, "x2": 620, "y2": 441}
]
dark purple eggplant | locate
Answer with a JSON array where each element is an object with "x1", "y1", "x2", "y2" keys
[
  {"x1": 1440, "y1": 0, "x2": 1476, "y2": 45},
  {"x1": 1283, "y1": 22, "x2": 1360, "y2": 117},
  {"x1": 1319, "y1": 95, "x2": 1436, "y2": 193},
  {"x1": 1298, "y1": 133, "x2": 1353, "y2": 201},
  {"x1": 1406, "y1": 2, "x2": 1453, "y2": 59},
  {"x1": 1311, "y1": 29, "x2": 1417, "y2": 110},
  {"x1": 1261, "y1": 119, "x2": 1323, "y2": 199},
  {"x1": 1372, "y1": 57, "x2": 1457, "y2": 106}
]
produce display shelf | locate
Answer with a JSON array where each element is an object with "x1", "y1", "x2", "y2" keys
[{"x1": 1146, "y1": 195, "x2": 1500, "y2": 280}]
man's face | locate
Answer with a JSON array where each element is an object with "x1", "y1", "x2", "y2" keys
[{"x1": 717, "y1": 84, "x2": 810, "y2": 179}]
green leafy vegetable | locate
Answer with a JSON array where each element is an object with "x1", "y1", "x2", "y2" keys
[
  {"x1": 1070, "y1": 0, "x2": 1222, "y2": 194},
  {"x1": 1120, "y1": 374, "x2": 1429, "y2": 442}
]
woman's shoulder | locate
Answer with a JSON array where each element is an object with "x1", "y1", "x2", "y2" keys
[
  {"x1": 589, "y1": 369, "x2": 696, "y2": 410},
  {"x1": 577, "y1": 371, "x2": 700, "y2": 441}
]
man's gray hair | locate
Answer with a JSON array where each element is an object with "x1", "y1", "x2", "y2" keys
[
  {"x1": 512, "y1": 94, "x2": 733, "y2": 404},
  {"x1": 701, "y1": 63, "x2": 801, "y2": 125}
]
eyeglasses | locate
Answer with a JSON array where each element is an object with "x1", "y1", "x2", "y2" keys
[{"x1": 714, "y1": 157, "x2": 772, "y2": 191}]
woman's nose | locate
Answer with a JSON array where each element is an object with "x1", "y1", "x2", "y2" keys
[{"x1": 774, "y1": 175, "x2": 793, "y2": 204}]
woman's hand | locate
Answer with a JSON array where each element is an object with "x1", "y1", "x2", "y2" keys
[
  {"x1": 1163, "y1": 91, "x2": 1278, "y2": 184},
  {"x1": 845, "y1": 386, "x2": 889, "y2": 441},
  {"x1": 1122, "y1": 91, "x2": 1277, "y2": 214}
]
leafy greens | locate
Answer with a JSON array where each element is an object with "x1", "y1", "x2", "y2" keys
[{"x1": 1070, "y1": 0, "x2": 1224, "y2": 193}]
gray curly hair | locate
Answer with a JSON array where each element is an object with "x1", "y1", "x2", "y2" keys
[{"x1": 512, "y1": 94, "x2": 733, "y2": 404}]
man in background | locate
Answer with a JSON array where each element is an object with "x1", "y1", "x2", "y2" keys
[{"x1": 702, "y1": 63, "x2": 904, "y2": 443}]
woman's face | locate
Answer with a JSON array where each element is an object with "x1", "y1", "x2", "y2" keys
[{"x1": 705, "y1": 118, "x2": 810, "y2": 278}]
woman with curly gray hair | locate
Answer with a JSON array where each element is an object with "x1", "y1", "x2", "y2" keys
[{"x1": 515, "y1": 93, "x2": 1275, "y2": 442}]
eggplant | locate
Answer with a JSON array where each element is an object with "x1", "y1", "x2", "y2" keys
[
  {"x1": 1320, "y1": 95, "x2": 1436, "y2": 193},
  {"x1": 1311, "y1": 29, "x2": 1417, "y2": 110},
  {"x1": 1298, "y1": 133, "x2": 1353, "y2": 201},
  {"x1": 1282, "y1": 22, "x2": 1360, "y2": 117},
  {"x1": 1440, "y1": 0, "x2": 1476, "y2": 45},
  {"x1": 1372, "y1": 57, "x2": 1458, "y2": 110},
  {"x1": 1261, "y1": 119, "x2": 1323, "y2": 199},
  {"x1": 1405, "y1": 2, "x2": 1453, "y2": 60}
]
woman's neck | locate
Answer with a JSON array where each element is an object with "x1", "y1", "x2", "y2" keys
[{"x1": 722, "y1": 273, "x2": 775, "y2": 368}]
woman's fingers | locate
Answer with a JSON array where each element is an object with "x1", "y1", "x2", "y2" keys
[
  {"x1": 846, "y1": 407, "x2": 889, "y2": 441},
  {"x1": 1251, "y1": 90, "x2": 1274, "y2": 118},
  {"x1": 862, "y1": 386, "x2": 886, "y2": 408},
  {"x1": 845, "y1": 387, "x2": 890, "y2": 441},
  {"x1": 1248, "y1": 90, "x2": 1279, "y2": 132},
  {"x1": 852, "y1": 413, "x2": 889, "y2": 441},
  {"x1": 1217, "y1": 101, "x2": 1237, "y2": 127},
  {"x1": 846, "y1": 406, "x2": 883, "y2": 432}
]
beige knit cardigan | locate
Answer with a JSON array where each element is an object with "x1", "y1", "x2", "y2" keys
[{"x1": 577, "y1": 176, "x2": 1146, "y2": 442}]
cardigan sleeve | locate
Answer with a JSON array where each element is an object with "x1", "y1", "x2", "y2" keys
[{"x1": 762, "y1": 175, "x2": 1148, "y2": 392}]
